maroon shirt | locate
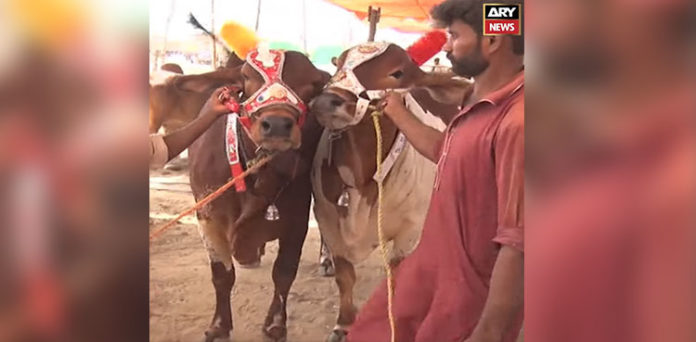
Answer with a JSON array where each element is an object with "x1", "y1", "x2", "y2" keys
[{"x1": 347, "y1": 72, "x2": 525, "y2": 342}]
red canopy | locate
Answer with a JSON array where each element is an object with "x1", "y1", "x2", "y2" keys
[{"x1": 324, "y1": 0, "x2": 442, "y2": 33}]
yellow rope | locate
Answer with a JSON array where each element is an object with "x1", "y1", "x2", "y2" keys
[{"x1": 371, "y1": 110, "x2": 396, "y2": 342}]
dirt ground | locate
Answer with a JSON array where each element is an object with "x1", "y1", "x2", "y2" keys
[{"x1": 149, "y1": 166, "x2": 385, "y2": 342}]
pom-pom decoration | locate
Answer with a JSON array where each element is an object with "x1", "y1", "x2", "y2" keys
[
  {"x1": 219, "y1": 21, "x2": 260, "y2": 59},
  {"x1": 405, "y1": 30, "x2": 447, "y2": 66}
]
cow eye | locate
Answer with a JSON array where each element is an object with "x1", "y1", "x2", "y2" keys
[{"x1": 390, "y1": 70, "x2": 404, "y2": 79}]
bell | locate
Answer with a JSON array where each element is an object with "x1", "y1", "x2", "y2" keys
[
  {"x1": 337, "y1": 190, "x2": 350, "y2": 207},
  {"x1": 264, "y1": 203, "x2": 280, "y2": 221}
]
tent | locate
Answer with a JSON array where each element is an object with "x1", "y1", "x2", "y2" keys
[{"x1": 323, "y1": 0, "x2": 442, "y2": 33}]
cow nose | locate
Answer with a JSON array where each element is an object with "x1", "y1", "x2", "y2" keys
[
  {"x1": 260, "y1": 116, "x2": 294, "y2": 138},
  {"x1": 310, "y1": 93, "x2": 345, "y2": 113}
]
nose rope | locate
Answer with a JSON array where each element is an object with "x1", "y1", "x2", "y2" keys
[{"x1": 371, "y1": 109, "x2": 397, "y2": 342}]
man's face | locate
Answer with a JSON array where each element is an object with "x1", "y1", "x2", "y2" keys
[{"x1": 443, "y1": 20, "x2": 489, "y2": 78}]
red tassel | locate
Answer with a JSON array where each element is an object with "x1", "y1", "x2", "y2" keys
[{"x1": 406, "y1": 30, "x2": 447, "y2": 66}]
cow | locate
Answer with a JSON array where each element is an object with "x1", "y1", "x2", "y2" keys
[
  {"x1": 188, "y1": 48, "x2": 330, "y2": 342},
  {"x1": 149, "y1": 13, "x2": 245, "y2": 134},
  {"x1": 309, "y1": 42, "x2": 470, "y2": 342},
  {"x1": 149, "y1": 56, "x2": 245, "y2": 134}
]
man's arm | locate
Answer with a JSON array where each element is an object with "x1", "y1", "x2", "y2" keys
[
  {"x1": 160, "y1": 87, "x2": 232, "y2": 161},
  {"x1": 380, "y1": 92, "x2": 445, "y2": 163},
  {"x1": 162, "y1": 109, "x2": 220, "y2": 160}
]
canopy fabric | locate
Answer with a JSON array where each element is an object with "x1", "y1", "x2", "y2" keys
[
  {"x1": 324, "y1": 0, "x2": 442, "y2": 32},
  {"x1": 377, "y1": 17, "x2": 432, "y2": 33}
]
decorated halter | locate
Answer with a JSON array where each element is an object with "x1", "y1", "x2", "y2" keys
[
  {"x1": 222, "y1": 48, "x2": 308, "y2": 193},
  {"x1": 226, "y1": 48, "x2": 308, "y2": 129},
  {"x1": 323, "y1": 32, "x2": 448, "y2": 193},
  {"x1": 324, "y1": 31, "x2": 447, "y2": 127},
  {"x1": 325, "y1": 42, "x2": 403, "y2": 126}
]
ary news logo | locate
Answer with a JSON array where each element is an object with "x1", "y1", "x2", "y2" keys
[{"x1": 483, "y1": 4, "x2": 521, "y2": 35}]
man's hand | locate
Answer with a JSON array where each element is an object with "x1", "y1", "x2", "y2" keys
[
  {"x1": 160, "y1": 86, "x2": 240, "y2": 162},
  {"x1": 375, "y1": 90, "x2": 444, "y2": 163},
  {"x1": 200, "y1": 86, "x2": 238, "y2": 118},
  {"x1": 463, "y1": 246, "x2": 524, "y2": 342},
  {"x1": 378, "y1": 91, "x2": 408, "y2": 121}
]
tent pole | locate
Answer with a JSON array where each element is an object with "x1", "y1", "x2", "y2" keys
[
  {"x1": 367, "y1": 6, "x2": 381, "y2": 42},
  {"x1": 211, "y1": 0, "x2": 217, "y2": 68},
  {"x1": 255, "y1": 0, "x2": 262, "y2": 32},
  {"x1": 302, "y1": 0, "x2": 308, "y2": 53}
]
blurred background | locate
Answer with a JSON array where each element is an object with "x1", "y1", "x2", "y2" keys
[
  {"x1": 0, "y1": 0, "x2": 695, "y2": 341},
  {"x1": 524, "y1": 0, "x2": 696, "y2": 341},
  {"x1": 0, "y1": 0, "x2": 149, "y2": 341}
]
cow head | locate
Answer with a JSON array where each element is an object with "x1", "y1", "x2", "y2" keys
[
  {"x1": 310, "y1": 42, "x2": 471, "y2": 130},
  {"x1": 224, "y1": 49, "x2": 328, "y2": 152}
]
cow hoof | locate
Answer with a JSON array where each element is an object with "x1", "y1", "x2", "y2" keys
[
  {"x1": 164, "y1": 159, "x2": 187, "y2": 171},
  {"x1": 202, "y1": 337, "x2": 230, "y2": 342},
  {"x1": 319, "y1": 259, "x2": 335, "y2": 277},
  {"x1": 327, "y1": 329, "x2": 347, "y2": 342},
  {"x1": 238, "y1": 260, "x2": 261, "y2": 269},
  {"x1": 203, "y1": 329, "x2": 230, "y2": 342},
  {"x1": 262, "y1": 325, "x2": 287, "y2": 342}
]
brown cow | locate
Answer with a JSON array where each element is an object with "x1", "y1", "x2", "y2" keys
[
  {"x1": 148, "y1": 13, "x2": 246, "y2": 135},
  {"x1": 188, "y1": 49, "x2": 329, "y2": 342},
  {"x1": 309, "y1": 42, "x2": 470, "y2": 342},
  {"x1": 149, "y1": 56, "x2": 245, "y2": 134}
]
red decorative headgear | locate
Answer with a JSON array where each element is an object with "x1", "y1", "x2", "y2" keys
[
  {"x1": 222, "y1": 48, "x2": 308, "y2": 129},
  {"x1": 405, "y1": 30, "x2": 447, "y2": 66}
]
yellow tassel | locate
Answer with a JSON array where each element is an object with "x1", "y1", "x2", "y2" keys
[{"x1": 219, "y1": 21, "x2": 259, "y2": 59}]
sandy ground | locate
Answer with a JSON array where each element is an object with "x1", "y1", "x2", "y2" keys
[{"x1": 149, "y1": 166, "x2": 385, "y2": 342}]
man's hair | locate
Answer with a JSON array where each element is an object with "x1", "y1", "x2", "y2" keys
[{"x1": 431, "y1": 0, "x2": 524, "y2": 55}]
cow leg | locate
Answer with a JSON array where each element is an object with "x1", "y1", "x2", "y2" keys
[
  {"x1": 163, "y1": 154, "x2": 188, "y2": 171},
  {"x1": 238, "y1": 242, "x2": 265, "y2": 269},
  {"x1": 197, "y1": 218, "x2": 234, "y2": 342},
  {"x1": 148, "y1": 108, "x2": 164, "y2": 134},
  {"x1": 319, "y1": 237, "x2": 335, "y2": 277},
  {"x1": 263, "y1": 232, "x2": 306, "y2": 342},
  {"x1": 204, "y1": 262, "x2": 235, "y2": 342},
  {"x1": 327, "y1": 257, "x2": 356, "y2": 342}
]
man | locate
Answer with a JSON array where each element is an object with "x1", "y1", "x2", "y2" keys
[
  {"x1": 431, "y1": 57, "x2": 449, "y2": 73},
  {"x1": 150, "y1": 86, "x2": 233, "y2": 169},
  {"x1": 347, "y1": 0, "x2": 524, "y2": 341}
]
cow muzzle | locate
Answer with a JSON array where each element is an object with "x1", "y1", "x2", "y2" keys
[
  {"x1": 250, "y1": 109, "x2": 302, "y2": 152},
  {"x1": 310, "y1": 91, "x2": 358, "y2": 131}
]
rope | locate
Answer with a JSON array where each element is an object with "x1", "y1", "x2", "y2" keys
[
  {"x1": 371, "y1": 110, "x2": 396, "y2": 342},
  {"x1": 149, "y1": 155, "x2": 274, "y2": 243}
]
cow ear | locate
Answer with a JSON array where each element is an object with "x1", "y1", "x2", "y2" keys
[
  {"x1": 316, "y1": 70, "x2": 331, "y2": 89},
  {"x1": 174, "y1": 66, "x2": 243, "y2": 93},
  {"x1": 413, "y1": 72, "x2": 473, "y2": 106}
]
